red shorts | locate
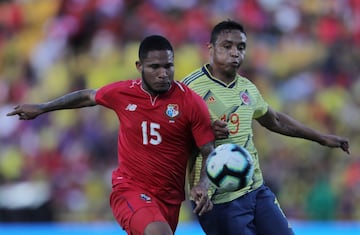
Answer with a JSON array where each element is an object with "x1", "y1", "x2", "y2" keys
[{"x1": 110, "y1": 183, "x2": 181, "y2": 235}]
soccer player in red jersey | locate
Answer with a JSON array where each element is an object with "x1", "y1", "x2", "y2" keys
[{"x1": 7, "y1": 35, "x2": 215, "y2": 235}]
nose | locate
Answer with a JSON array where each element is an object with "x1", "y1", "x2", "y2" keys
[
  {"x1": 158, "y1": 67, "x2": 169, "y2": 78},
  {"x1": 230, "y1": 46, "x2": 240, "y2": 57}
]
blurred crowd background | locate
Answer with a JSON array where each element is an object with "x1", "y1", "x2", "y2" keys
[{"x1": 0, "y1": 0, "x2": 359, "y2": 224}]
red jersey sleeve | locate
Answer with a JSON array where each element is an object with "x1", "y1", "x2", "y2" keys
[
  {"x1": 95, "y1": 81, "x2": 127, "y2": 109},
  {"x1": 188, "y1": 88, "x2": 215, "y2": 148}
]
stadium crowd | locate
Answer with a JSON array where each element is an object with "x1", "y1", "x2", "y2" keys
[{"x1": 0, "y1": 0, "x2": 359, "y2": 222}]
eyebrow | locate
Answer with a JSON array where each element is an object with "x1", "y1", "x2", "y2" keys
[{"x1": 218, "y1": 40, "x2": 246, "y2": 45}]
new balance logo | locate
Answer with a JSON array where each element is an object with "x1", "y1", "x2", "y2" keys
[{"x1": 125, "y1": 104, "x2": 137, "y2": 111}]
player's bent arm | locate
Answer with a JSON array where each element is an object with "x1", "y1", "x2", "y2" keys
[
  {"x1": 198, "y1": 141, "x2": 215, "y2": 185},
  {"x1": 256, "y1": 106, "x2": 350, "y2": 153},
  {"x1": 7, "y1": 89, "x2": 98, "y2": 120},
  {"x1": 191, "y1": 141, "x2": 214, "y2": 216}
]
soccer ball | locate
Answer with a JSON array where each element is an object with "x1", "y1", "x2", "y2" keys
[{"x1": 206, "y1": 143, "x2": 254, "y2": 192}]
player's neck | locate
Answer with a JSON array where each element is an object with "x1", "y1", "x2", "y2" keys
[
  {"x1": 208, "y1": 64, "x2": 236, "y2": 85},
  {"x1": 141, "y1": 84, "x2": 172, "y2": 97}
]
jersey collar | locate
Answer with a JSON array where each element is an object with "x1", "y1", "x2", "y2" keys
[{"x1": 202, "y1": 64, "x2": 238, "y2": 88}]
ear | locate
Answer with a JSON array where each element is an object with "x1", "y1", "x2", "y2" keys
[
  {"x1": 207, "y1": 43, "x2": 214, "y2": 56},
  {"x1": 135, "y1": 61, "x2": 142, "y2": 72}
]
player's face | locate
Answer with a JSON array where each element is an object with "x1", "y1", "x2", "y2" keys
[
  {"x1": 209, "y1": 30, "x2": 246, "y2": 78},
  {"x1": 137, "y1": 50, "x2": 174, "y2": 96}
]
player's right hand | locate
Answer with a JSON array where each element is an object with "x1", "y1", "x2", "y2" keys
[
  {"x1": 6, "y1": 104, "x2": 42, "y2": 120},
  {"x1": 193, "y1": 193, "x2": 213, "y2": 216},
  {"x1": 190, "y1": 182, "x2": 213, "y2": 216},
  {"x1": 212, "y1": 120, "x2": 229, "y2": 140}
]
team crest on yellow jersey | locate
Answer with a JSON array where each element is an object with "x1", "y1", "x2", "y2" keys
[
  {"x1": 207, "y1": 95, "x2": 216, "y2": 104},
  {"x1": 240, "y1": 90, "x2": 251, "y2": 105},
  {"x1": 166, "y1": 104, "x2": 179, "y2": 119}
]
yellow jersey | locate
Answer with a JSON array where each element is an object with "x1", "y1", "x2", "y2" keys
[{"x1": 182, "y1": 64, "x2": 269, "y2": 204}]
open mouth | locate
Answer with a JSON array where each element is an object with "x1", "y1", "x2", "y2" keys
[{"x1": 230, "y1": 61, "x2": 240, "y2": 67}]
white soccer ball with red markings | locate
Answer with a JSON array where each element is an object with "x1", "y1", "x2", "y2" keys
[{"x1": 206, "y1": 143, "x2": 254, "y2": 192}]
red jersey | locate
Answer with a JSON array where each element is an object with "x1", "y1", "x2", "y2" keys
[{"x1": 95, "y1": 79, "x2": 214, "y2": 204}]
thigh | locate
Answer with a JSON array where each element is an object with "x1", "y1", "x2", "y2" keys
[
  {"x1": 193, "y1": 193, "x2": 257, "y2": 235},
  {"x1": 158, "y1": 201, "x2": 181, "y2": 232},
  {"x1": 192, "y1": 200, "x2": 222, "y2": 235},
  {"x1": 254, "y1": 186, "x2": 295, "y2": 235},
  {"x1": 110, "y1": 188, "x2": 167, "y2": 235}
]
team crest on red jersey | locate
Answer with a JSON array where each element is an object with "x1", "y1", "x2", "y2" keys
[
  {"x1": 240, "y1": 90, "x2": 251, "y2": 105},
  {"x1": 166, "y1": 104, "x2": 179, "y2": 119}
]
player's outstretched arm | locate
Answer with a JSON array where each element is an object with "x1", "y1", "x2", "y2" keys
[
  {"x1": 6, "y1": 89, "x2": 98, "y2": 120},
  {"x1": 191, "y1": 141, "x2": 214, "y2": 216},
  {"x1": 256, "y1": 107, "x2": 350, "y2": 154}
]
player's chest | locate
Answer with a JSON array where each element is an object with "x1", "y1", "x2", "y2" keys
[
  {"x1": 117, "y1": 97, "x2": 187, "y2": 127},
  {"x1": 202, "y1": 88, "x2": 256, "y2": 117},
  {"x1": 118, "y1": 99, "x2": 190, "y2": 145}
]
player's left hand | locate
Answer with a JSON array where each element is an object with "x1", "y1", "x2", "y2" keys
[
  {"x1": 190, "y1": 183, "x2": 213, "y2": 216},
  {"x1": 321, "y1": 134, "x2": 350, "y2": 154},
  {"x1": 212, "y1": 120, "x2": 229, "y2": 140}
]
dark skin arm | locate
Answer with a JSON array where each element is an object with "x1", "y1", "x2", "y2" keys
[
  {"x1": 6, "y1": 89, "x2": 97, "y2": 120},
  {"x1": 212, "y1": 119, "x2": 230, "y2": 140},
  {"x1": 256, "y1": 107, "x2": 350, "y2": 154},
  {"x1": 191, "y1": 141, "x2": 215, "y2": 216},
  {"x1": 211, "y1": 107, "x2": 350, "y2": 154}
]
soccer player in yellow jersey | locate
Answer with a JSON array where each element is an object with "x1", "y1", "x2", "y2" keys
[{"x1": 182, "y1": 20, "x2": 350, "y2": 235}]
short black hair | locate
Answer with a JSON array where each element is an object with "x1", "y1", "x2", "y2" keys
[
  {"x1": 138, "y1": 35, "x2": 174, "y2": 61},
  {"x1": 210, "y1": 20, "x2": 246, "y2": 44}
]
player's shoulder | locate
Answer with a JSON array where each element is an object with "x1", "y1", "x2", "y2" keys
[
  {"x1": 101, "y1": 79, "x2": 141, "y2": 90},
  {"x1": 173, "y1": 80, "x2": 195, "y2": 94},
  {"x1": 116, "y1": 78, "x2": 142, "y2": 88},
  {"x1": 173, "y1": 81, "x2": 204, "y2": 101},
  {"x1": 181, "y1": 66, "x2": 207, "y2": 86},
  {"x1": 237, "y1": 75, "x2": 258, "y2": 89},
  {"x1": 237, "y1": 74, "x2": 253, "y2": 84},
  {"x1": 96, "y1": 79, "x2": 141, "y2": 100}
]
